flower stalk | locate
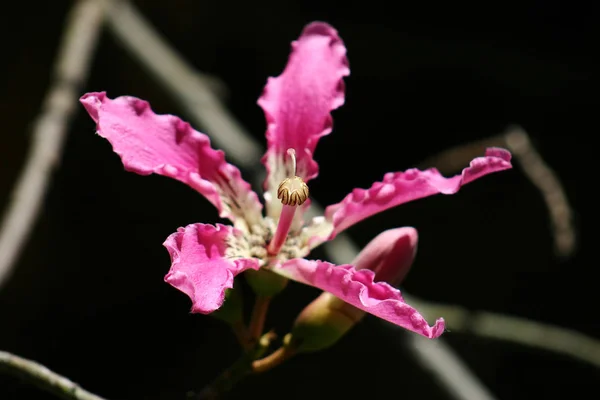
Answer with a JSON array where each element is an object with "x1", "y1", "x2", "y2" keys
[
  {"x1": 252, "y1": 334, "x2": 296, "y2": 374},
  {"x1": 248, "y1": 295, "x2": 272, "y2": 344},
  {"x1": 196, "y1": 332, "x2": 276, "y2": 399}
]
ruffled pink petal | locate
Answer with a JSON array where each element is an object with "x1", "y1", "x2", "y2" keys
[
  {"x1": 259, "y1": 22, "x2": 349, "y2": 220},
  {"x1": 80, "y1": 92, "x2": 262, "y2": 230},
  {"x1": 324, "y1": 148, "x2": 512, "y2": 239},
  {"x1": 276, "y1": 259, "x2": 444, "y2": 338},
  {"x1": 164, "y1": 223, "x2": 259, "y2": 314}
]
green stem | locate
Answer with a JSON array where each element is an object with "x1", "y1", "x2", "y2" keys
[
  {"x1": 247, "y1": 296, "x2": 271, "y2": 345},
  {"x1": 195, "y1": 332, "x2": 275, "y2": 400}
]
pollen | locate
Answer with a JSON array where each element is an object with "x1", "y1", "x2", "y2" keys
[{"x1": 277, "y1": 176, "x2": 309, "y2": 206}]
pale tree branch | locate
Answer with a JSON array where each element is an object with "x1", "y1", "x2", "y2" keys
[
  {"x1": 0, "y1": 0, "x2": 109, "y2": 396},
  {"x1": 0, "y1": 350, "x2": 108, "y2": 400},
  {"x1": 408, "y1": 299, "x2": 600, "y2": 368},
  {"x1": 407, "y1": 337, "x2": 497, "y2": 400},
  {"x1": 323, "y1": 238, "x2": 499, "y2": 400},
  {"x1": 0, "y1": 0, "x2": 109, "y2": 289},
  {"x1": 418, "y1": 125, "x2": 576, "y2": 258},
  {"x1": 103, "y1": 4, "x2": 503, "y2": 399},
  {"x1": 104, "y1": 0, "x2": 262, "y2": 167}
]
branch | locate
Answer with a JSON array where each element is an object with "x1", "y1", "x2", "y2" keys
[
  {"x1": 0, "y1": 0, "x2": 109, "y2": 289},
  {"x1": 407, "y1": 337, "x2": 497, "y2": 400},
  {"x1": 104, "y1": 4, "x2": 500, "y2": 400},
  {"x1": 418, "y1": 125, "x2": 576, "y2": 258},
  {"x1": 0, "y1": 350, "x2": 108, "y2": 400},
  {"x1": 103, "y1": 0, "x2": 262, "y2": 167},
  {"x1": 406, "y1": 298, "x2": 600, "y2": 368},
  {"x1": 322, "y1": 238, "x2": 499, "y2": 400}
]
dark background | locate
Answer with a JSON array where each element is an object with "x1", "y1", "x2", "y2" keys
[{"x1": 0, "y1": 1, "x2": 594, "y2": 399}]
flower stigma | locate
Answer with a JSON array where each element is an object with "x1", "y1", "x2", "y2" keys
[
  {"x1": 277, "y1": 149, "x2": 309, "y2": 206},
  {"x1": 267, "y1": 149, "x2": 309, "y2": 255}
]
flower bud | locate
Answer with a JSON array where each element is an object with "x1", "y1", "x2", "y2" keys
[
  {"x1": 288, "y1": 292, "x2": 363, "y2": 352},
  {"x1": 352, "y1": 227, "x2": 417, "y2": 285},
  {"x1": 288, "y1": 227, "x2": 418, "y2": 352}
]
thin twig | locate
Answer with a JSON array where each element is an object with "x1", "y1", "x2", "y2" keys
[
  {"x1": 396, "y1": 295, "x2": 599, "y2": 394},
  {"x1": 0, "y1": 0, "x2": 109, "y2": 289},
  {"x1": 418, "y1": 125, "x2": 576, "y2": 258},
  {"x1": 103, "y1": 0, "x2": 262, "y2": 167},
  {"x1": 104, "y1": 5, "x2": 502, "y2": 400},
  {"x1": 322, "y1": 239, "x2": 499, "y2": 400},
  {"x1": 408, "y1": 338, "x2": 497, "y2": 400},
  {"x1": 505, "y1": 127, "x2": 576, "y2": 257},
  {"x1": 406, "y1": 298, "x2": 600, "y2": 368},
  {"x1": 252, "y1": 346, "x2": 295, "y2": 374},
  {"x1": 0, "y1": 350, "x2": 108, "y2": 400}
]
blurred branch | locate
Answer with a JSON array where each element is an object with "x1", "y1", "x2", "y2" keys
[
  {"x1": 0, "y1": 350, "x2": 108, "y2": 400},
  {"x1": 409, "y1": 299, "x2": 600, "y2": 368},
  {"x1": 418, "y1": 126, "x2": 576, "y2": 258},
  {"x1": 323, "y1": 239, "x2": 498, "y2": 400},
  {"x1": 104, "y1": 4, "x2": 500, "y2": 400},
  {"x1": 104, "y1": 0, "x2": 262, "y2": 167},
  {"x1": 0, "y1": 0, "x2": 108, "y2": 289},
  {"x1": 0, "y1": 2, "x2": 113, "y2": 399},
  {"x1": 407, "y1": 336, "x2": 497, "y2": 400}
]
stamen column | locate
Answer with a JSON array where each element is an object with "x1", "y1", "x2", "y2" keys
[{"x1": 267, "y1": 149, "x2": 309, "y2": 255}]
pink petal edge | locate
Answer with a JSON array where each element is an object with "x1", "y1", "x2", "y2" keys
[
  {"x1": 276, "y1": 259, "x2": 445, "y2": 338},
  {"x1": 163, "y1": 223, "x2": 259, "y2": 314},
  {"x1": 80, "y1": 92, "x2": 262, "y2": 228},
  {"x1": 324, "y1": 148, "x2": 512, "y2": 239},
  {"x1": 259, "y1": 22, "x2": 349, "y2": 222}
]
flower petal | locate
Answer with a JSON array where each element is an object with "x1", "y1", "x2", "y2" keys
[
  {"x1": 80, "y1": 92, "x2": 262, "y2": 231},
  {"x1": 163, "y1": 223, "x2": 259, "y2": 314},
  {"x1": 315, "y1": 148, "x2": 512, "y2": 242},
  {"x1": 276, "y1": 259, "x2": 444, "y2": 338},
  {"x1": 259, "y1": 22, "x2": 350, "y2": 222}
]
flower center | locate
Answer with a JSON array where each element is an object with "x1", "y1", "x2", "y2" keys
[{"x1": 267, "y1": 149, "x2": 308, "y2": 256}]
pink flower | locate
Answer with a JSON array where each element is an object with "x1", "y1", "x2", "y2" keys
[{"x1": 80, "y1": 22, "x2": 512, "y2": 339}]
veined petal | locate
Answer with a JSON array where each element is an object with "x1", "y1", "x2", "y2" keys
[
  {"x1": 80, "y1": 92, "x2": 262, "y2": 231},
  {"x1": 276, "y1": 259, "x2": 444, "y2": 338},
  {"x1": 315, "y1": 148, "x2": 512, "y2": 242},
  {"x1": 164, "y1": 223, "x2": 259, "y2": 314},
  {"x1": 259, "y1": 22, "x2": 350, "y2": 222}
]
